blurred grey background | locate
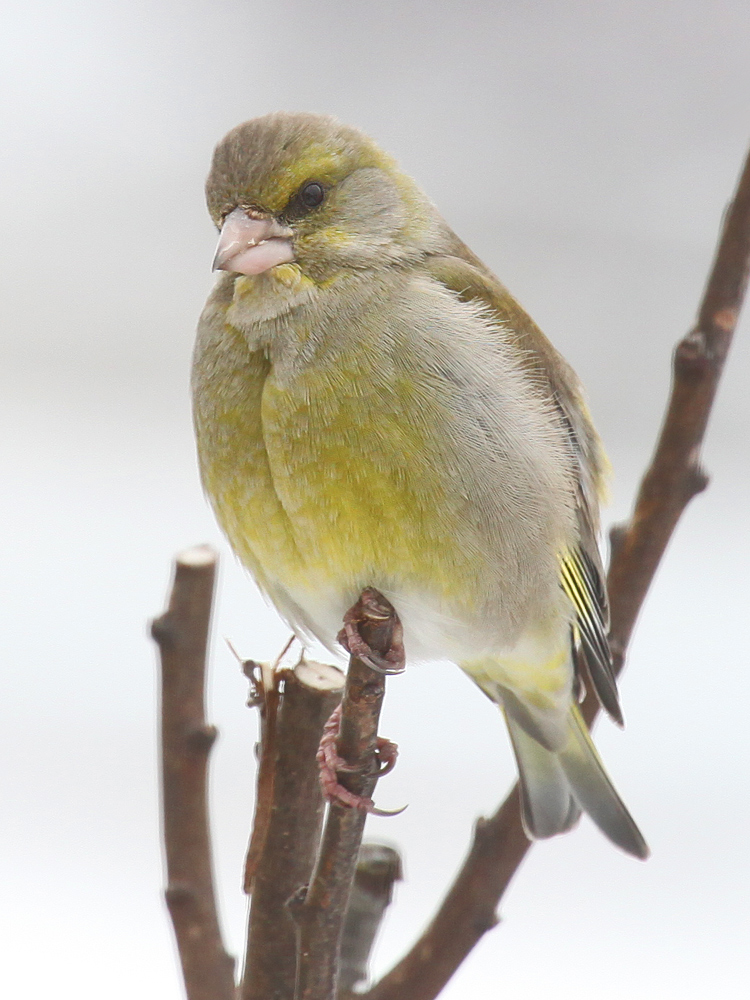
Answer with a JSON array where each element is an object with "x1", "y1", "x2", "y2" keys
[{"x1": 2, "y1": 2, "x2": 749, "y2": 997}]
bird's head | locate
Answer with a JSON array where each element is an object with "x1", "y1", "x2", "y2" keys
[{"x1": 206, "y1": 112, "x2": 436, "y2": 285}]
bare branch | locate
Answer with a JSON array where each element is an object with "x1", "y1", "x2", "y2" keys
[
  {"x1": 242, "y1": 659, "x2": 345, "y2": 1000},
  {"x1": 151, "y1": 545, "x2": 236, "y2": 1000},
  {"x1": 291, "y1": 589, "x2": 403, "y2": 1000},
  {"x1": 363, "y1": 145, "x2": 750, "y2": 1000}
]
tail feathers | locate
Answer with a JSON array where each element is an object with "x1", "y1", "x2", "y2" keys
[
  {"x1": 560, "y1": 705, "x2": 649, "y2": 859},
  {"x1": 506, "y1": 713, "x2": 581, "y2": 839},
  {"x1": 506, "y1": 705, "x2": 649, "y2": 859}
]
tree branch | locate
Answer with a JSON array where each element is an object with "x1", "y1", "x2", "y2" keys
[
  {"x1": 291, "y1": 589, "x2": 403, "y2": 1000},
  {"x1": 362, "y1": 145, "x2": 750, "y2": 1000},
  {"x1": 242, "y1": 659, "x2": 346, "y2": 1000},
  {"x1": 151, "y1": 545, "x2": 236, "y2": 1000}
]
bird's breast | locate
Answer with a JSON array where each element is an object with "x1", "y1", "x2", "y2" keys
[
  {"x1": 192, "y1": 313, "x2": 489, "y2": 624},
  {"x1": 192, "y1": 270, "x2": 575, "y2": 653}
]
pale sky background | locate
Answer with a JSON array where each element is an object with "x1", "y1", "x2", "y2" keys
[{"x1": 2, "y1": 2, "x2": 749, "y2": 997}]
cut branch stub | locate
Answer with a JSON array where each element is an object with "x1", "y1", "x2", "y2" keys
[{"x1": 242, "y1": 659, "x2": 345, "y2": 1000}]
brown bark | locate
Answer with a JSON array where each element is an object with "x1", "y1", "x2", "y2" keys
[
  {"x1": 291, "y1": 589, "x2": 403, "y2": 1000},
  {"x1": 242, "y1": 659, "x2": 345, "y2": 1000},
  {"x1": 151, "y1": 545, "x2": 236, "y2": 1000}
]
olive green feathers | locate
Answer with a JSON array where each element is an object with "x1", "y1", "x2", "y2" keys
[{"x1": 192, "y1": 112, "x2": 647, "y2": 859}]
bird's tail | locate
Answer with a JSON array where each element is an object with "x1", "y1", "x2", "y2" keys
[{"x1": 505, "y1": 704, "x2": 649, "y2": 859}]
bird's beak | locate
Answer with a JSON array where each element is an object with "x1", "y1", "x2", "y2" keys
[{"x1": 212, "y1": 207, "x2": 294, "y2": 275}]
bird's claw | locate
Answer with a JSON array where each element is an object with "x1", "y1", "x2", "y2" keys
[
  {"x1": 374, "y1": 736, "x2": 399, "y2": 776},
  {"x1": 316, "y1": 704, "x2": 404, "y2": 815},
  {"x1": 337, "y1": 618, "x2": 406, "y2": 675}
]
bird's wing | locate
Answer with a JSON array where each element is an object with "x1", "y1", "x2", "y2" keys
[{"x1": 423, "y1": 245, "x2": 622, "y2": 724}]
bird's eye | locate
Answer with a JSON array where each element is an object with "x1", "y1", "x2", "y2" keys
[{"x1": 299, "y1": 182, "x2": 325, "y2": 209}]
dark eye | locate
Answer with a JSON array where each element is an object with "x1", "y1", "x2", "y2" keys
[{"x1": 299, "y1": 181, "x2": 325, "y2": 209}]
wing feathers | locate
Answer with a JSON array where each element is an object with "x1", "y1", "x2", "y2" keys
[
  {"x1": 424, "y1": 248, "x2": 625, "y2": 720},
  {"x1": 561, "y1": 548, "x2": 623, "y2": 726},
  {"x1": 424, "y1": 242, "x2": 644, "y2": 856}
]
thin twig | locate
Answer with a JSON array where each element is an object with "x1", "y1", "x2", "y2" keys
[
  {"x1": 362, "y1": 145, "x2": 750, "y2": 1000},
  {"x1": 151, "y1": 545, "x2": 236, "y2": 1000},
  {"x1": 242, "y1": 659, "x2": 346, "y2": 1000},
  {"x1": 291, "y1": 589, "x2": 403, "y2": 1000}
]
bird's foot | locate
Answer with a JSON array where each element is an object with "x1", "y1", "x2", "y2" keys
[
  {"x1": 337, "y1": 593, "x2": 406, "y2": 675},
  {"x1": 316, "y1": 704, "x2": 404, "y2": 817}
]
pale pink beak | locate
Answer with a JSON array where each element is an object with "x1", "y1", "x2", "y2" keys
[{"x1": 212, "y1": 207, "x2": 294, "y2": 275}]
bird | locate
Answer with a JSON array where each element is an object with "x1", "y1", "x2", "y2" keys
[{"x1": 191, "y1": 111, "x2": 648, "y2": 859}]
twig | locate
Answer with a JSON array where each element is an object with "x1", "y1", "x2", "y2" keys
[
  {"x1": 362, "y1": 146, "x2": 750, "y2": 1000},
  {"x1": 151, "y1": 545, "x2": 236, "y2": 1000},
  {"x1": 339, "y1": 844, "x2": 403, "y2": 996},
  {"x1": 242, "y1": 659, "x2": 346, "y2": 1000},
  {"x1": 291, "y1": 589, "x2": 403, "y2": 1000}
]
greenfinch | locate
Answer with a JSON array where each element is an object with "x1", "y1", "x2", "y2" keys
[{"x1": 192, "y1": 112, "x2": 648, "y2": 859}]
